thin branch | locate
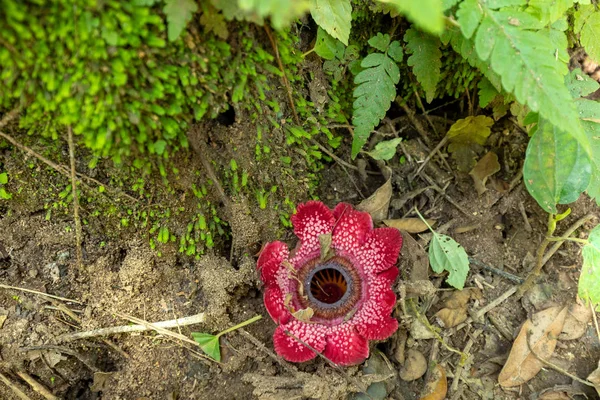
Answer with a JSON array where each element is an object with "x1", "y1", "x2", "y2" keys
[
  {"x1": 15, "y1": 370, "x2": 59, "y2": 400},
  {"x1": 67, "y1": 126, "x2": 83, "y2": 269},
  {"x1": 0, "y1": 283, "x2": 82, "y2": 304},
  {"x1": 0, "y1": 371, "x2": 31, "y2": 400},
  {"x1": 542, "y1": 213, "x2": 595, "y2": 266},
  {"x1": 56, "y1": 312, "x2": 205, "y2": 342}
]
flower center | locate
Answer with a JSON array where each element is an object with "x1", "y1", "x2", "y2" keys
[
  {"x1": 296, "y1": 256, "x2": 362, "y2": 323},
  {"x1": 308, "y1": 265, "x2": 351, "y2": 306}
]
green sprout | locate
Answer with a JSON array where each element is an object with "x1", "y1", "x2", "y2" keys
[{"x1": 191, "y1": 315, "x2": 262, "y2": 361}]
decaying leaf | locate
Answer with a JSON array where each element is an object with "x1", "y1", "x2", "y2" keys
[
  {"x1": 356, "y1": 167, "x2": 392, "y2": 222},
  {"x1": 399, "y1": 349, "x2": 427, "y2": 381},
  {"x1": 446, "y1": 115, "x2": 494, "y2": 172},
  {"x1": 559, "y1": 301, "x2": 592, "y2": 340},
  {"x1": 383, "y1": 218, "x2": 436, "y2": 233},
  {"x1": 498, "y1": 306, "x2": 568, "y2": 387},
  {"x1": 587, "y1": 360, "x2": 600, "y2": 396},
  {"x1": 318, "y1": 233, "x2": 333, "y2": 261},
  {"x1": 469, "y1": 152, "x2": 501, "y2": 195},
  {"x1": 292, "y1": 307, "x2": 314, "y2": 323},
  {"x1": 419, "y1": 364, "x2": 447, "y2": 400},
  {"x1": 434, "y1": 288, "x2": 482, "y2": 328}
]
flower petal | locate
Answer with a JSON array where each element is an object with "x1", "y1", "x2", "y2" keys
[
  {"x1": 260, "y1": 258, "x2": 282, "y2": 286},
  {"x1": 377, "y1": 264, "x2": 399, "y2": 285},
  {"x1": 257, "y1": 241, "x2": 289, "y2": 271},
  {"x1": 331, "y1": 203, "x2": 373, "y2": 253},
  {"x1": 264, "y1": 285, "x2": 291, "y2": 324},
  {"x1": 322, "y1": 325, "x2": 369, "y2": 366},
  {"x1": 352, "y1": 283, "x2": 398, "y2": 340},
  {"x1": 290, "y1": 201, "x2": 335, "y2": 262},
  {"x1": 355, "y1": 227, "x2": 402, "y2": 275},
  {"x1": 355, "y1": 314, "x2": 398, "y2": 341},
  {"x1": 273, "y1": 320, "x2": 327, "y2": 363}
]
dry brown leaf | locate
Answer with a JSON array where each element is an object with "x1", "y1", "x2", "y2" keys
[
  {"x1": 469, "y1": 152, "x2": 501, "y2": 195},
  {"x1": 498, "y1": 306, "x2": 568, "y2": 387},
  {"x1": 559, "y1": 302, "x2": 592, "y2": 340},
  {"x1": 0, "y1": 314, "x2": 7, "y2": 329},
  {"x1": 434, "y1": 289, "x2": 480, "y2": 328},
  {"x1": 401, "y1": 232, "x2": 429, "y2": 283},
  {"x1": 399, "y1": 349, "x2": 427, "y2": 381},
  {"x1": 587, "y1": 360, "x2": 600, "y2": 396},
  {"x1": 383, "y1": 218, "x2": 436, "y2": 233},
  {"x1": 356, "y1": 167, "x2": 392, "y2": 222},
  {"x1": 419, "y1": 364, "x2": 447, "y2": 400}
]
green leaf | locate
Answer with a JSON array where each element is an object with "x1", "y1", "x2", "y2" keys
[
  {"x1": 374, "y1": 0, "x2": 444, "y2": 35},
  {"x1": 577, "y1": 99, "x2": 600, "y2": 205},
  {"x1": 314, "y1": 27, "x2": 345, "y2": 60},
  {"x1": 387, "y1": 41, "x2": 403, "y2": 63},
  {"x1": 580, "y1": 225, "x2": 600, "y2": 307},
  {"x1": 429, "y1": 233, "x2": 470, "y2": 290},
  {"x1": 200, "y1": 3, "x2": 229, "y2": 39},
  {"x1": 158, "y1": 226, "x2": 170, "y2": 244},
  {"x1": 351, "y1": 43, "x2": 401, "y2": 158},
  {"x1": 565, "y1": 69, "x2": 600, "y2": 98},
  {"x1": 153, "y1": 140, "x2": 167, "y2": 155},
  {"x1": 456, "y1": 0, "x2": 482, "y2": 39},
  {"x1": 368, "y1": 33, "x2": 391, "y2": 52},
  {"x1": 477, "y1": 78, "x2": 500, "y2": 108},
  {"x1": 447, "y1": 115, "x2": 494, "y2": 147},
  {"x1": 0, "y1": 187, "x2": 11, "y2": 200},
  {"x1": 526, "y1": 0, "x2": 574, "y2": 25},
  {"x1": 365, "y1": 138, "x2": 402, "y2": 160},
  {"x1": 191, "y1": 332, "x2": 221, "y2": 361},
  {"x1": 310, "y1": 0, "x2": 352, "y2": 45},
  {"x1": 404, "y1": 29, "x2": 442, "y2": 103},
  {"x1": 523, "y1": 119, "x2": 592, "y2": 213},
  {"x1": 0, "y1": 173, "x2": 8, "y2": 185},
  {"x1": 164, "y1": 0, "x2": 198, "y2": 42},
  {"x1": 461, "y1": 4, "x2": 586, "y2": 148},
  {"x1": 580, "y1": 11, "x2": 600, "y2": 63},
  {"x1": 238, "y1": 0, "x2": 310, "y2": 29}
]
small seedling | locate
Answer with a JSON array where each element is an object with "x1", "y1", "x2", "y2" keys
[{"x1": 191, "y1": 315, "x2": 262, "y2": 361}]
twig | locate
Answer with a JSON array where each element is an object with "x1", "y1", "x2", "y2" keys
[
  {"x1": 591, "y1": 302, "x2": 600, "y2": 342},
  {"x1": 468, "y1": 257, "x2": 524, "y2": 284},
  {"x1": 518, "y1": 201, "x2": 532, "y2": 232},
  {"x1": 450, "y1": 329, "x2": 482, "y2": 393},
  {"x1": 473, "y1": 286, "x2": 518, "y2": 321},
  {"x1": 264, "y1": 26, "x2": 299, "y2": 126},
  {"x1": 0, "y1": 127, "x2": 138, "y2": 203},
  {"x1": 20, "y1": 345, "x2": 99, "y2": 373},
  {"x1": 410, "y1": 136, "x2": 449, "y2": 180},
  {"x1": 0, "y1": 371, "x2": 31, "y2": 400},
  {"x1": 311, "y1": 140, "x2": 379, "y2": 175},
  {"x1": 56, "y1": 312, "x2": 205, "y2": 342},
  {"x1": 399, "y1": 102, "x2": 432, "y2": 146},
  {"x1": 0, "y1": 283, "x2": 82, "y2": 304},
  {"x1": 526, "y1": 332, "x2": 596, "y2": 388},
  {"x1": 420, "y1": 172, "x2": 472, "y2": 217},
  {"x1": 67, "y1": 126, "x2": 83, "y2": 269},
  {"x1": 517, "y1": 214, "x2": 555, "y2": 298},
  {"x1": 0, "y1": 108, "x2": 19, "y2": 128},
  {"x1": 542, "y1": 213, "x2": 595, "y2": 266},
  {"x1": 15, "y1": 370, "x2": 59, "y2": 400},
  {"x1": 238, "y1": 329, "x2": 298, "y2": 374}
]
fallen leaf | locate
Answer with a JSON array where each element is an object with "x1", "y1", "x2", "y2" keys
[
  {"x1": 383, "y1": 218, "x2": 436, "y2": 233},
  {"x1": 469, "y1": 152, "x2": 501, "y2": 195},
  {"x1": 356, "y1": 167, "x2": 392, "y2": 223},
  {"x1": 292, "y1": 307, "x2": 314, "y2": 323},
  {"x1": 498, "y1": 306, "x2": 568, "y2": 387},
  {"x1": 419, "y1": 364, "x2": 447, "y2": 400},
  {"x1": 587, "y1": 360, "x2": 600, "y2": 396},
  {"x1": 399, "y1": 349, "x2": 427, "y2": 381},
  {"x1": 447, "y1": 116, "x2": 494, "y2": 146},
  {"x1": 0, "y1": 314, "x2": 7, "y2": 329},
  {"x1": 410, "y1": 318, "x2": 436, "y2": 340},
  {"x1": 559, "y1": 302, "x2": 592, "y2": 340},
  {"x1": 434, "y1": 289, "x2": 479, "y2": 328},
  {"x1": 401, "y1": 233, "x2": 429, "y2": 283},
  {"x1": 318, "y1": 233, "x2": 333, "y2": 261}
]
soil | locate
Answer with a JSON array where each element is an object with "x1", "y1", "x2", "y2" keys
[{"x1": 1, "y1": 41, "x2": 600, "y2": 400}]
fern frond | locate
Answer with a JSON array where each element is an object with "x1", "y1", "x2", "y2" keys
[
  {"x1": 351, "y1": 36, "x2": 402, "y2": 158},
  {"x1": 455, "y1": 2, "x2": 586, "y2": 146},
  {"x1": 404, "y1": 29, "x2": 442, "y2": 103}
]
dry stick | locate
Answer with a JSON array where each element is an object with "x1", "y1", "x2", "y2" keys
[
  {"x1": 450, "y1": 328, "x2": 483, "y2": 394},
  {"x1": 591, "y1": 302, "x2": 600, "y2": 342},
  {"x1": 21, "y1": 345, "x2": 99, "y2": 373},
  {"x1": 542, "y1": 212, "x2": 595, "y2": 266},
  {"x1": 472, "y1": 286, "x2": 518, "y2": 321},
  {"x1": 518, "y1": 212, "x2": 595, "y2": 298},
  {"x1": 0, "y1": 371, "x2": 31, "y2": 400},
  {"x1": 15, "y1": 370, "x2": 59, "y2": 400},
  {"x1": 525, "y1": 332, "x2": 596, "y2": 388},
  {"x1": 264, "y1": 25, "x2": 300, "y2": 126},
  {"x1": 420, "y1": 172, "x2": 472, "y2": 217},
  {"x1": 67, "y1": 126, "x2": 83, "y2": 270},
  {"x1": 0, "y1": 283, "x2": 82, "y2": 304},
  {"x1": 311, "y1": 140, "x2": 379, "y2": 175},
  {"x1": 56, "y1": 312, "x2": 205, "y2": 342},
  {"x1": 410, "y1": 135, "x2": 449, "y2": 180},
  {"x1": 467, "y1": 257, "x2": 524, "y2": 284},
  {"x1": 0, "y1": 127, "x2": 138, "y2": 203},
  {"x1": 238, "y1": 329, "x2": 298, "y2": 374},
  {"x1": 399, "y1": 102, "x2": 432, "y2": 146}
]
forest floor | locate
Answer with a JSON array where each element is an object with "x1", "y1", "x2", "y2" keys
[{"x1": 1, "y1": 34, "x2": 600, "y2": 400}]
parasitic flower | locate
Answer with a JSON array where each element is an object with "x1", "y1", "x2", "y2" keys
[{"x1": 257, "y1": 201, "x2": 403, "y2": 366}]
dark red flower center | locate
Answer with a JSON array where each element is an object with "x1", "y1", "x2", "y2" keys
[{"x1": 296, "y1": 256, "x2": 362, "y2": 322}]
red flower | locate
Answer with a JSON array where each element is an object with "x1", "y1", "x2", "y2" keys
[{"x1": 257, "y1": 201, "x2": 403, "y2": 366}]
